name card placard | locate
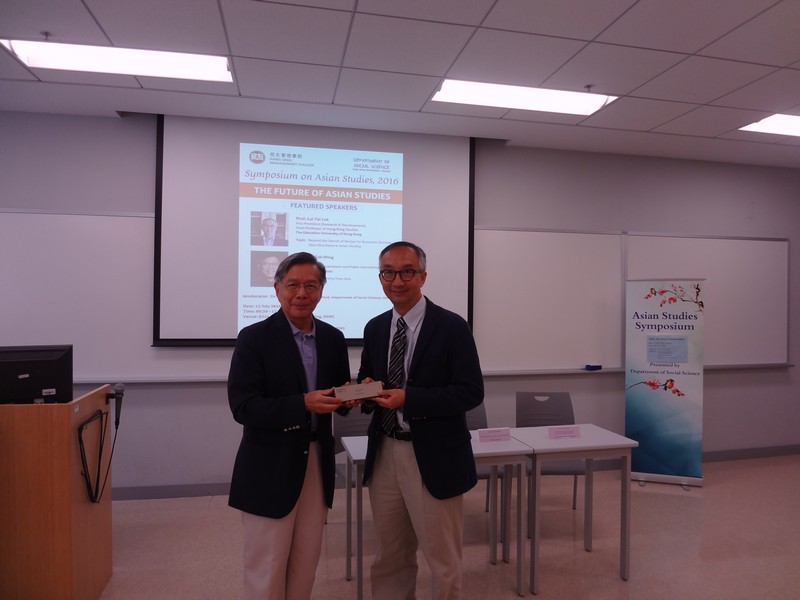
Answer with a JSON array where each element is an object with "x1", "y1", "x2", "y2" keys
[
  {"x1": 478, "y1": 427, "x2": 511, "y2": 442},
  {"x1": 548, "y1": 425, "x2": 581, "y2": 439}
]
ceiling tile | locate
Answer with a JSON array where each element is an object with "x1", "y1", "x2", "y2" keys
[
  {"x1": 701, "y1": 1, "x2": 800, "y2": 66},
  {"x1": 137, "y1": 76, "x2": 239, "y2": 96},
  {"x1": 0, "y1": 79, "x2": 125, "y2": 117},
  {"x1": 421, "y1": 100, "x2": 508, "y2": 118},
  {"x1": 225, "y1": 2, "x2": 351, "y2": 65},
  {"x1": 335, "y1": 69, "x2": 440, "y2": 111},
  {"x1": 597, "y1": 0, "x2": 779, "y2": 53},
  {"x1": 32, "y1": 68, "x2": 141, "y2": 87},
  {"x1": 356, "y1": 0, "x2": 495, "y2": 25},
  {"x1": 344, "y1": 14, "x2": 473, "y2": 75},
  {"x1": 253, "y1": 0, "x2": 355, "y2": 9},
  {"x1": 484, "y1": 0, "x2": 636, "y2": 39},
  {"x1": 0, "y1": 49, "x2": 36, "y2": 80},
  {"x1": 652, "y1": 105, "x2": 771, "y2": 137},
  {"x1": 719, "y1": 128, "x2": 797, "y2": 145},
  {"x1": 714, "y1": 68, "x2": 800, "y2": 112},
  {"x1": 447, "y1": 28, "x2": 586, "y2": 86},
  {"x1": 543, "y1": 42, "x2": 684, "y2": 95},
  {"x1": 776, "y1": 136, "x2": 800, "y2": 147},
  {"x1": 580, "y1": 97, "x2": 696, "y2": 131},
  {"x1": 85, "y1": 0, "x2": 228, "y2": 54},
  {"x1": 503, "y1": 109, "x2": 586, "y2": 125},
  {"x1": 233, "y1": 57, "x2": 338, "y2": 102},
  {"x1": 632, "y1": 56, "x2": 776, "y2": 104},
  {"x1": 783, "y1": 103, "x2": 800, "y2": 116},
  {"x1": 0, "y1": 0, "x2": 108, "y2": 46}
]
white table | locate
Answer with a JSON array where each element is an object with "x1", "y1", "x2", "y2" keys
[
  {"x1": 340, "y1": 436, "x2": 368, "y2": 600},
  {"x1": 341, "y1": 433, "x2": 531, "y2": 599},
  {"x1": 470, "y1": 432, "x2": 530, "y2": 596},
  {"x1": 510, "y1": 424, "x2": 639, "y2": 595}
]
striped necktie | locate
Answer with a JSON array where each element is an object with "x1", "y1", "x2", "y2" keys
[{"x1": 380, "y1": 317, "x2": 407, "y2": 435}]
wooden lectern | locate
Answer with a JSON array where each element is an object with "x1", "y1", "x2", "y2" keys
[{"x1": 0, "y1": 385, "x2": 113, "y2": 600}]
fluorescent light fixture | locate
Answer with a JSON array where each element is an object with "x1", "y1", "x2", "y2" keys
[
  {"x1": 739, "y1": 114, "x2": 800, "y2": 137},
  {"x1": 0, "y1": 39, "x2": 232, "y2": 82},
  {"x1": 432, "y1": 79, "x2": 617, "y2": 115}
]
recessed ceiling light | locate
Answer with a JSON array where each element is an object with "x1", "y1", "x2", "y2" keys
[
  {"x1": 739, "y1": 114, "x2": 800, "y2": 137},
  {"x1": 0, "y1": 39, "x2": 232, "y2": 82},
  {"x1": 432, "y1": 79, "x2": 617, "y2": 116}
]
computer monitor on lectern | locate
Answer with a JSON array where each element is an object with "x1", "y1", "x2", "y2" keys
[{"x1": 0, "y1": 345, "x2": 74, "y2": 404}]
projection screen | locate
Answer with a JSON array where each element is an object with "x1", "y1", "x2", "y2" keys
[{"x1": 156, "y1": 115, "x2": 471, "y2": 345}]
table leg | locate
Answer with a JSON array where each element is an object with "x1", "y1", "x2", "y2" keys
[
  {"x1": 526, "y1": 458, "x2": 533, "y2": 539},
  {"x1": 356, "y1": 466, "x2": 364, "y2": 600},
  {"x1": 489, "y1": 465, "x2": 498, "y2": 565},
  {"x1": 502, "y1": 464, "x2": 512, "y2": 563},
  {"x1": 530, "y1": 456, "x2": 541, "y2": 595},
  {"x1": 345, "y1": 457, "x2": 353, "y2": 581},
  {"x1": 621, "y1": 451, "x2": 631, "y2": 581},
  {"x1": 584, "y1": 458, "x2": 594, "y2": 552},
  {"x1": 516, "y1": 463, "x2": 525, "y2": 596}
]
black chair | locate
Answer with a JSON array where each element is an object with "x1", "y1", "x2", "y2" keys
[
  {"x1": 515, "y1": 391, "x2": 586, "y2": 510},
  {"x1": 465, "y1": 402, "x2": 489, "y2": 432}
]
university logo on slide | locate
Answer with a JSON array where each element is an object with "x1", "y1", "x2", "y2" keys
[{"x1": 249, "y1": 150, "x2": 265, "y2": 164}]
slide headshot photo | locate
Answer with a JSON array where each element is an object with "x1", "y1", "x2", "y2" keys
[
  {"x1": 250, "y1": 251, "x2": 287, "y2": 287},
  {"x1": 251, "y1": 212, "x2": 288, "y2": 246}
]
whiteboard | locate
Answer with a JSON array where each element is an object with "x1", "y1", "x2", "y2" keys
[
  {"x1": 627, "y1": 235, "x2": 788, "y2": 366},
  {"x1": 472, "y1": 229, "x2": 789, "y2": 373},
  {"x1": 473, "y1": 229, "x2": 624, "y2": 373}
]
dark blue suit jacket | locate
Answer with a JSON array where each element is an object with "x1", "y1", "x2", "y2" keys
[
  {"x1": 358, "y1": 298, "x2": 484, "y2": 499},
  {"x1": 227, "y1": 310, "x2": 351, "y2": 518}
]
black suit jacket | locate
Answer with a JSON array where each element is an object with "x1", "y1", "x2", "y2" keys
[
  {"x1": 227, "y1": 310, "x2": 351, "y2": 518},
  {"x1": 358, "y1": 298, "x2": 484, "y2": 499}
]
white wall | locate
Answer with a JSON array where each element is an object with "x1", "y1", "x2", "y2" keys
[{"x1": 3, "y1": 113, "x2": 799, "y2": 497}]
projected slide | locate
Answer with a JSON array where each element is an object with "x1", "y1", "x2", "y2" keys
[{"x1": 238, "y1": 144, "x2": 402, "y2": 338}]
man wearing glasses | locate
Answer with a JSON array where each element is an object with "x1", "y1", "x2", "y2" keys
[
  {"x1": 358, "y1": 241, "x2": 484, "y2": 600},
  {"x1": 227, "y1": 252, "x2": 353, "y2": 600}
]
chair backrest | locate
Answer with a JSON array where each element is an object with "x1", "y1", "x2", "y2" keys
[
  {"x1": 465, "y1": 403, "x2": 488, "y2": 431},
  {"x1": 333, "y1": 409, "x2": 372, "y2": 454},
  {"x1": 515, "y1": 392, "x2": 575, "y2": 427}
]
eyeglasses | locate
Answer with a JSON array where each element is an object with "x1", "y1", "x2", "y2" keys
[
  {"x1": 281, "y1": 282, "x2": 321, "y2": 293},
  {"x1": 379, "y1": 269, "x2": 421, "y2": 282}
]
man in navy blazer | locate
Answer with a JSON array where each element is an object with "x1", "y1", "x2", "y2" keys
[
  {"x1": 228, "y1": 252, "x2": 352, "y2": 600},
  {"x1": 358, "y1": 241, "x2": 484, "y2": 600}
]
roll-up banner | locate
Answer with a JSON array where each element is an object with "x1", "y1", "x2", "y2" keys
[{"x1": 625, "y1": 280, "x2": 704, "y2": 487}]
